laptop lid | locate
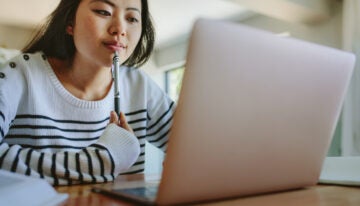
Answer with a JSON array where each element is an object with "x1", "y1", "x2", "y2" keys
[
  {"x1": 155, "y1": 18, "x2": 355, "y2": 205},
  {"x1": 92, "y1": 18, "x2": 355, "y2": 205}
]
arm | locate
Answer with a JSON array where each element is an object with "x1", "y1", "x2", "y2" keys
[
  {"x1": 0, "y1": 60, "x2": 140, "y2": 185},
  {"x1": 0, "y1": 124, "x2": 140, "y2": 185},
  {"x1": 145, "y1": 76, "x2": 176, "y2": 152}
]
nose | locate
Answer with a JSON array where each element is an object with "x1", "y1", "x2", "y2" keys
[{"x1": 109, "y1": 18, "x2": 126, "y2": 37}]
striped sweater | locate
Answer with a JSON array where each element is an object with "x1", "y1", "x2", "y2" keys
[{"x1": 0, "y1": 52, "x2": 175, "y2": 185}]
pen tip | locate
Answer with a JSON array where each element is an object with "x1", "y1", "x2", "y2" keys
[{"x1": 114, "y1": 51, "x2": 119, "y2": 56}]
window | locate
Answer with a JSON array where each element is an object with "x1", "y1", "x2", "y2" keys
[
  {"x1": 165, "y1": 66, "x2": 185, "y2": 102},
  {"x1": 145, "y1": 66, "x2": 184, "y2": 174}
]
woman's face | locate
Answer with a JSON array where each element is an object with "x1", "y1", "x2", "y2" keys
[{"x1": 70, "y1": 0, "x2": 142, "y2": 67}]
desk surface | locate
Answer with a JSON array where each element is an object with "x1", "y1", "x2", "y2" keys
[{"x1": 56, "y1": 174, "x2": 360, "y2": 206}]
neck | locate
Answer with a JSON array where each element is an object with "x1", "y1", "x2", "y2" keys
[{"x1": 49, "y1": 57, "x2": 113, "y2": 101}]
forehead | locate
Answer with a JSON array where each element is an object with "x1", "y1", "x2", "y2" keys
[{"x1": 87, "y1": 0, "x2": 142, "y2": 10}]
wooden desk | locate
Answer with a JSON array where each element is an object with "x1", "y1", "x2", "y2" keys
[{"x1": 56, "y1": 174, "x2": 360, "y2": 206}]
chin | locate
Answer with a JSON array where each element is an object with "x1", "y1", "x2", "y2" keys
[{"x1": 105, "y1": 57, "x2": 114, "y2": 67}]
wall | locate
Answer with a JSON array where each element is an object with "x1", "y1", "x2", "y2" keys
[
  {"x1": 152, "y1": 3, "x2": 342, "y2": 70},
  {"x1": 0, "y1": 25, "x2": 34, "y2": 50},
  {"x1": 149, "y1": 2, "x2": 344, "y2": 156},
  {"x1": 241, "y1": 7, "x2": 342, "y2": 49}
]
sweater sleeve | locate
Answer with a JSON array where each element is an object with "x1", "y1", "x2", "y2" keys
[
  {"x1": 145, "y1": 74, "x2": 176, "y2": 152},
  {"x1": 0, "y1": 59, "x2": 140, "y2": 185},
  {"x1": 0, "y1": 124, "x2": 140, "y2": 185}
]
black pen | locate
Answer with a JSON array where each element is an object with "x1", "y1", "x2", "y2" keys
[{"x1": 112, "y1": 51, "x2": 121, "y2": 115}]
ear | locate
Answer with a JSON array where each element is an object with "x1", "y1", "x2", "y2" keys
[{"x1": 66, "y1": 24, "x2": 74, "y2": 35}]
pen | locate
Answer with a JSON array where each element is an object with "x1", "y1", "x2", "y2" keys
[{"x1": 112, "y1": 51, "x2": 121, "y2": 115}]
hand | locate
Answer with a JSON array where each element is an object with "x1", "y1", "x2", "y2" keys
[{"x1": 109, "y1": 111, "x2": 134, "y2": 134}]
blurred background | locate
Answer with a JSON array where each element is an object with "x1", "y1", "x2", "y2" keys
[{"x1": 1, "y1": 0, "x2": 359, "y2": 173}]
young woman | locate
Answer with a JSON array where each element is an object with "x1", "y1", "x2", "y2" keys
[{"x1": 0, "y1": 0, "x2": 174, "y2": 185}]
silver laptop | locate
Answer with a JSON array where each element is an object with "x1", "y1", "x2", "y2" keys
[{"x1": 92, "y1": 18, "x2": 355, "y2": 205}]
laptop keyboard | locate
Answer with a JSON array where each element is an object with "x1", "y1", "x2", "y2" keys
[{"x1": 114, "y1": 186, "x2": 159, "y2": 200}]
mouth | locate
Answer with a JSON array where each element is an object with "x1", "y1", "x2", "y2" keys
[{"x1": 103, "y1": 41, "x2": 126, "y2": 52}]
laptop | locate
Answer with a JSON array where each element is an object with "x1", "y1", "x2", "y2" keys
[{"x1": 92, "y1": 18, "x2": 355, "y2": 205}]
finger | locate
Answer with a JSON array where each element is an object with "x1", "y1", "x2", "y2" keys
[
  {"x1": 119, "y1": 112, "x2": 127, "y2": 127},
  {"x1": 109, "y1": 111, "x2": 119, "y2": 124},
  {"x1": 119, "y1": 112, "x2": 134, "y2": 133}
]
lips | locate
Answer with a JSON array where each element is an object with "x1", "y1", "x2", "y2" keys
[{"x1": 103, "y1": 41, "x2": 126, "y2": 52}]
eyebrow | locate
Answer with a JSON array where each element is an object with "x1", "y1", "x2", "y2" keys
[
  {"x1": 90, "y1": 0, "x2": 141, "y2": 14},
  {"x1": 91, "y1": 0, "x2": 115, "y2": 7}
]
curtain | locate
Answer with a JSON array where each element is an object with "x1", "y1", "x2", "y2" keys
[{"x1": 341, "y1": 0, "x2": 360, "y2": 155}]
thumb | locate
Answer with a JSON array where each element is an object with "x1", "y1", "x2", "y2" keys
[{"x1": 109, "y1": 111, "x2": 120, "y2": 125}]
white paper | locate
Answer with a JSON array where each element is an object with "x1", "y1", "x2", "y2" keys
[
  {"x1": 0, "y1": 170, "x2": 68, "y2": 206},
  {"x1": 319, "y1": 156, "x2": 360, "y2": 186}
]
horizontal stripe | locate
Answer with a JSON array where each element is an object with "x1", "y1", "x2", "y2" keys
[
  {"x1": 64, "y1": 152, "x2": 70, "y2": 184},
  {"x1": 92, "y1": 143, "x2": 115, "y2": 182},
  {"x1": 38, "y1": 153, "x2": 44, "y2": 179},
  {"x1": 83, "y1": 148, "x2": 96, "y2": 183},
  {"x1": 14, "y1": 109, "x2": 148, "y2": 125},
  {"x1": 91, "y1": 143, "x2": 115, "y2": 177},
  {"x1": 148, "y1": 129, "x2": 170, "y2": 143},
  {"x1": 95, "y1": 149, "x2": 107, "y2": 182},
  {"x1": 17, "y1": 144, "x2": 86, "y2": 150},
  {"x1": 0, "y1": 149, "x2": 10, "y2": 168},
  {"x1": 90, "y1": 143, "x2": 146, "y2": 152},
  {"x1": 75, "y1": 153, "x2": 83, "y2": 184},
  {"x1": 137, "y1": 138, "x2": 146, "y2": 144},
  {"x1": 147, "y1": 116, "x2": 173, "y2": 137},
  {"x1": 91, "y1": 144, "x2": 107, "y2": 150},
  {"x1": 52, "y1": 153, "x2": 59, "y2": 185},
  {"x1": 11, "y1": 149, "x2": 21, "y2": 172},
  {"x1": 5, "y1": 134, "x2": 100, "y2": 141},
  {"x1": 0, "y1": 111, "x2": 4, "y2": 121},
  {"x1": 135, "y1": 129, "x2": 170, "y2": 140},
  {"x1": 133, "y1": 161, "x2": 145, "y2": 166},
  {"x1": 133, "y1": 127, "x2": 146, "y2": 132},
  {"x1": 10, "y1": 125, "x2": 106, "y2": 133},
  {"x1": 128, "y1": 118, "x2": 146, "y2": 124},
  {"x1": 136, "y1": 135, "x2": 146, "y2": 140},
  {"x1": 25, "y1": 149, "x2": 33, "y2": 176},
  {"x1": 159, "y1": 141, "x2": 167, "y2": 149},
  {"x1": 148, "y1": 102, "x2": 174, "y2": 130},
  {"x1": 121, "y1": 169, "x2": 144, "y2": 175},
  {"x1": 0, "y1": 127, "x2": 4, "y2": 138},
  {"x1": 125, "y1": 109, "x2": 147, "y2": 116},
  {"x1": 15, "y1": 114, "x2": 109, "y2": 124}
]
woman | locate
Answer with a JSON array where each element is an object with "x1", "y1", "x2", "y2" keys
[{"x1": 0, "y1": 0, "x2": 174, "y2": 185}]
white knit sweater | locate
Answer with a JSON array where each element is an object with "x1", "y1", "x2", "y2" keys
[{"x1": 0, "y1": 52, "x2": 175, "y2": 185}]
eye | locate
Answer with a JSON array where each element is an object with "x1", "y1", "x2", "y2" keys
[
  {"x1": 94, "y1": 9, "x2": 111, "y2": 16},
  {"x1": 127, "y1": 17, "x2": 139, "y2": 24}
]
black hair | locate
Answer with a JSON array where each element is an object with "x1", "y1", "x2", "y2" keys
[{"x1": 23, "y1": 0, "x2": 155, "y2": 68}]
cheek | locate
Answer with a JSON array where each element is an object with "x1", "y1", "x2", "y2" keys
[
  {"x1": 83, "y1": 18, "x2": 100, "y2": 37},
  {"x1": 74, "y1": 17, "x2": 103, "y2": 42},
  {"x1": 129, "y1": 28, "x2": 142, "y2": 49}
]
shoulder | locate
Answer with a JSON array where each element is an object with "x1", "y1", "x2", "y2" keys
[
  {"x1": 121, "y1": 66, "x2": 158, "y2": 88},
  {"x1": 121, "y1": 66, "x2": 170, "y2": 98},
  {"x1": 0, "y1": 52, "x2": 46, "y2": 72},
  {"x1": 0, "y1": 52, "x2": 48, "y2": 88},
  {"x1": 0, "y1": 52, "x2": 26, "y2": 81},
  {"x1": 0, "y1": 47, "x2": 20, "y2": 65},
  {"x1": 121, "y1": 66, "x2": 149, "y2": 80}
]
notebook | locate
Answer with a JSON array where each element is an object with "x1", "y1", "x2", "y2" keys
[
  {"x1": 320, "y1": 156, "x2": 360, "y2": 186},
  {"x1": 0, "y1": 170, "x2": 68, "y2": 206},
  {"x1": 92, "y1": 18, "x2": 355, "y2": 205}
]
